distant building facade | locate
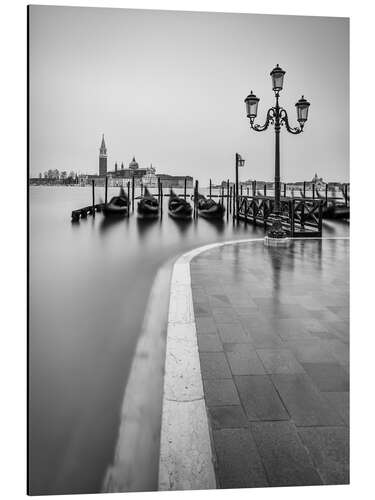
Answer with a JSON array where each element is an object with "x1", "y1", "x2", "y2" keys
[
  {"x1": 156, "y1": 174, "x2": 193, "y2": 189},
  {"x1": 142, "y1": 165, "x2": 158, "y2": 187}
]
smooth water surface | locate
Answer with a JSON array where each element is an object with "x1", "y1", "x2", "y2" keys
[{"x1": 28, "y1": 186, "x2": 349, "y2": 494}]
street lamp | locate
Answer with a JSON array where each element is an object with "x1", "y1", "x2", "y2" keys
[
  {"x1": 235, "y1": 153, "x2": 245, "y2": 219},
  {"x1": 244, "y1": 64, "x2": 310, "y2": 238}
]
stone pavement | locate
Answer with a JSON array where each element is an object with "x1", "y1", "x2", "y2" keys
[{"x1": 190, "y1": 239, "x2": 349, "y2": 489}]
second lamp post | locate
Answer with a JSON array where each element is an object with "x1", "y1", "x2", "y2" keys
[{"x1": 244, "y1": 64, "x2": 310, "y2": 238}]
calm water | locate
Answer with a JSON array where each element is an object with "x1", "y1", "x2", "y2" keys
[{"x1": 28, "y1": 186, "x2": 349, "y2": 495}]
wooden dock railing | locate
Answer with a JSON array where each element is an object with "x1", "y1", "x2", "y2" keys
[{"x1": 237, "y1": 195, "x2": 323, "y2": 237}]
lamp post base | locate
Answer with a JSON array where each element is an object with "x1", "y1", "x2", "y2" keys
[
  {"x1": 267, "y1": 217, "x2": 287, "y2": 239},
  {"x1": 264, "y1": 235, "x2": 291, "y2": 247},
  {"x1": 264, "y1": 217, "x2": 290, "y2": 247}
]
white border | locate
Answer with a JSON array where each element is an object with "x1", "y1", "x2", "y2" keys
[{"x1": 1, "y1": 1, "x2": 374, "y2": 499}]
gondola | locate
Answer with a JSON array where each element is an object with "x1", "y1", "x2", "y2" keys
[
  {"x1": 315, "y1": 187, "x2": 350, "y2": 220},
  {"x1": 102, "y1": 187, "x2": 130, "y2": 217},
  {"x1": 168, "y1": 190, "x2": 192, "y2": 220},
  {"x1": 196, "y1": 193, "x2": 225, "y2": 219},
  {"x1": 137, "y1": 187, "x2": 160, "y2": 219}
]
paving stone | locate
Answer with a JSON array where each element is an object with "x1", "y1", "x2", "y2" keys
[
  {"x1": 301, "y1": 362, "x2": 349, "y2": 392},
  {"x1": 222, "y1": 342, "x2": 255, "y2": 353},
  {"x1": 193, "y1": 303, "x2": 211, "y2": 317},
  {"x1": 217, "y1": 323, "x2": 249, "y2": 343},
  {"x1": 212, "y1": 429, "x2": 268, "y2": 488},
  {"x1": 323, "y1": 392, "x2": 349, "y2": 425},
  {"x1": 271, "y1": 374, "x2": 344, "y2": 426},
  {"x1": 250, "y1": 421, "x2": 322, "y2": 486},
  {"x1": 203, "y1": 379, "x2": 240, "y2": 406},
  {"x1": 226, "y1": 350, "x2": 266, "y2": 375},
  {"x1": 256, "y1": 349, "x2": 305, "y2": 374},
  {"x1": 274, "y1": 318, "x2": 314, "y2": 341},
  {"x1": 195, "y1": 316, "x2": 217, "y2": 334},
  {"x1": 212, "y1": 309, "x2": 241, "y2": 325},
  {"x1": 309, "y1": 330, "x2": 339, "y2": 340},
  {"x1": 199, "y1": 352, "x2": 232, "y2": 379},
  {"x1": 302, "y1": 318, "x2": 330, "y2": 333},
  {"x1": 208, "y1": 406, "x2": 248, "y2": 429},
  {"x1": 308, "y1": 309, "x2": 340, "y2": 322},
  {"x1": 298, "y1": 427, "x2": 349, "y2": 484},
  {"x1": 234, "y1": 375, "x2": 289, "y2": 421},
  {"x1": 197, "y1": 334, "x2": 223, "y2": 352},
  {"x1": 286, "y1": 340, "x2": 339, "y2": 364},
  {"x1": 275, "y1": 304, "x2": 314, "y2": 319},
  {"x1": 247, "y1": 330, "x2": 285, "y2": 349}
]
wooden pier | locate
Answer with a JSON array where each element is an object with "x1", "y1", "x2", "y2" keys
[{"x1": 237, "y1": 195, "x2": 323, "y2": 237}]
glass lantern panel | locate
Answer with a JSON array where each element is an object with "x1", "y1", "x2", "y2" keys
[
  {"x1": 297, "y1": 104, "x2": 309, "y2": 122},
  {"x1": 272, "y1": 73, "x2": 284, "y2": 90}
]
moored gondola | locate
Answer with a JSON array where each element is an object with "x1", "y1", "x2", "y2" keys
[
  {"x1": 196, "y1": 193, "x2": 225, "y2": 219},
  {"x1": 102, "y1": 187, "x2": 130, "y2": 217},
  {"x1": 168, "y1": 190, "x2": 192, "y2": 219},
  {"x1": 137, "y1": 187, "x2": 160, "y2": 219},
  {"x1": 315, "y1": 186, "x2": 350, "y2": 220}
]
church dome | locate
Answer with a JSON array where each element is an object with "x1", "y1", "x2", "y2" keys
[{"x1": 129, "y1": 156, "x2": 139, "y2": 170}]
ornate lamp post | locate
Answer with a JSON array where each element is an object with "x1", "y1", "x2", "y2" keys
[{"x1": 244, "y1": 64, "x2": 310, "y2": 238}]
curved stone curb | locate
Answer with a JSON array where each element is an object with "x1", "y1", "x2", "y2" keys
[{"x1": 158, "y1": 238, "x2": 264, "y2": 491}]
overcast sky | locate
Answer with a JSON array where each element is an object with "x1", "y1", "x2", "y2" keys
[{"x1": 29, "y1": 6, "x2": 349, "y2": 183}]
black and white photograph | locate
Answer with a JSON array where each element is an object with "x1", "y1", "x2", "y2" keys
[{"x1": 26, "y1": 3, "x2": 351, "y2": 497}]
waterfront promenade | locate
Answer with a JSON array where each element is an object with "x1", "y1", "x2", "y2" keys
[
  {"x1": 159, "y1": 237, "x2": 349, "y2": 490},
  {"x1": 191, "y1": 238, "x2": 349, "y2": 488}
]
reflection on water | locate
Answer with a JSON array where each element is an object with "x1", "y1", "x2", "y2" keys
[{"x1": 28, "y1": 187, "x2": 349, "y2": 495}]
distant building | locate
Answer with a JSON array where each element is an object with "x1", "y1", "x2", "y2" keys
[
  {"x1": 142, "y1": 165, "x2": 158, "y2": 187},
  {"x1": 107, "y1": 156, "x2": 147, "y2": 182},
  {"x1": 156, "y1": 174, "x2": 193, "y2": 189},
  {"x1": 99, "y1": 134, "x2": 107, "y2": 176},
  {"x1": 311, "y1": 173, "x2": 325, "y2": 189}
]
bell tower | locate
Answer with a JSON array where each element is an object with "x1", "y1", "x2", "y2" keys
[{"x1": 99, "y1": 134, "x2": 107, "y2": 176}]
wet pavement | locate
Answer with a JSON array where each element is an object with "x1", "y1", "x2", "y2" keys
[{"x1": 191, "y1": 238, "x2": 349, "y2": 488}]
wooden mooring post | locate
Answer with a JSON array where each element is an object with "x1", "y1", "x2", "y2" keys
[
  {"x1": 264, "y1": 184, "x2": 267, "y2": 197},
  {"x1": 141, "y1": 182, "x2": 144, "y2": 197},
  {"x1": 160, "y1": 182, "x2": 163, "y2": 217},
  {"x1": 184, "y1": 177, "x2": 187, "y2": 200},
  {"x1": 209, "y1": 179, "x2": 212, "y2": 199},
  {"x1": 229, "y1": 186, "x2": 232, "y2": 215},
  {"x1": 132, "y1": 175, "x2": 135, "y2": 212},
  {"x1": 284, "y1": 183, "x2": 286, "y2": 198},
  {"x1": 312, "y1": 183, "x2": 316, "y2": 200},
  {"x1": 344, "y1": 184, "x2": 348, "y2": 207},
  {"x1": 92, "y1": 180, "x2": 95, "y2": 217},
  {"x1": 194, "y1": 180, "x2": 199, "y2": 218},
  {"x1": 303, "y1": 181, "x2": 306, "y2": 198},
  {"x1": 325, "y1": 184, "x2": 328, "y2": 205},
  {"x1": 252, "y1": 180, "x2": 256, "y2": 196},
  {"x1": 105, "y1": 176, "x2": 108, "y2": 205},
  {"x1": 127, "y1": 181, "x2": 130, "y2": 215},
  {"x1": 226, "y1": 179, "x2": 230, "y2": 219}
]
